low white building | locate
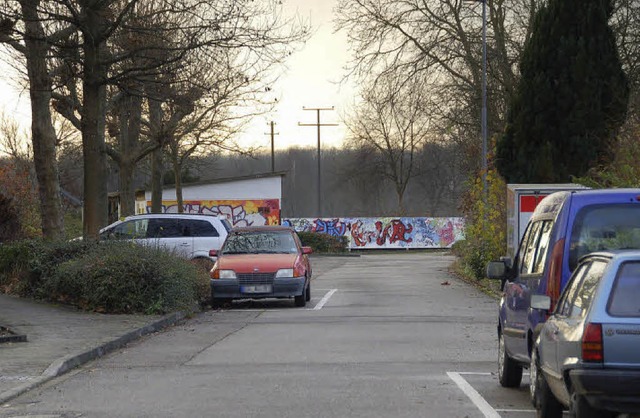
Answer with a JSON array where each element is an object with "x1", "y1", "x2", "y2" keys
[{"x1": 139, "y1": 172, "x2": 285, "y2": 227}]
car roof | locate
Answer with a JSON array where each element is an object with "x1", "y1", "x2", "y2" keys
[
  {"x1": 570, "y1": 188, "x2": 640, "y2": 196},
  {"x1": 125, "y1": 213, "x2": 226, "y2": 219},
  {"x1": 532, "y1": 188, "x2": 640, "y2": 220},
  {"x1": 230, "y1": 226, "x2": 294, "y2": 233},
  {"x1": 578, "y1": 249, "x2": 640, "y2": 263}
]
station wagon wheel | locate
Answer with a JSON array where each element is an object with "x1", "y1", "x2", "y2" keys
[
  {"x1": 498, "y1": 332, "x2": 523, "y2": 387},
  {"x1": 530, "y1": 349, "x2": 562, "y2": 418},
  {"x1": 305, "y1": 277, "x2": 311, "y2": 302}
]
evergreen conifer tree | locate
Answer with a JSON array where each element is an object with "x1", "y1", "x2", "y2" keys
[{"x1": 496, "y1": 0, "x2": 628, "y2": 183}]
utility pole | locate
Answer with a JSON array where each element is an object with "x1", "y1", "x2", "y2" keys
[
  {"x1": 298, "y1": 106, "x2": 337, "y2": 218},
  {"x1": 264, "y1": 121, "x2": 279, "y2": 173}
]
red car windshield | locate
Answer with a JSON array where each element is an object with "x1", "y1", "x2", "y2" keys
[{"x1": 221, "y1": 231, "x2": 298, "y2": 255}]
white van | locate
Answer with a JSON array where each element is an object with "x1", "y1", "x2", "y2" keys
[{"x1": 100, "y1": 213, "x2": 232, "y2": 266}]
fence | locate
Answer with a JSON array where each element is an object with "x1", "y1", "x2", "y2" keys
[{"x1": 282, "y1": 217, "x2": 465, "y2": 250}]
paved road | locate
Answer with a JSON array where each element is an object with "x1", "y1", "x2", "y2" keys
[{"x1": 2, "y1": 253, "x2": 536, "y2": 418}]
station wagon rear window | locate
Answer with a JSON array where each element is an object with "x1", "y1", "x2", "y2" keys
[
  {"x1": 569, "y1": 204, "x2": 640, "y2": 270},
  {"x1": 608, "y1": 261, "x2": 640, "y2": 317}
]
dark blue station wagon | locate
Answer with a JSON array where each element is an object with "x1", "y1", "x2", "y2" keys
[{"x1": 487, "y1": 189, "x2": 640, "y2": 388}]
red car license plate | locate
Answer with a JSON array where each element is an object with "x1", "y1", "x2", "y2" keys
[{"x1": 240, "y1": 285, "x2": 272, "y2": 294}]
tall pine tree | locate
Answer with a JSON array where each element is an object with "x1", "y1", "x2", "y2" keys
[{"x1": 496, "y1": 0, "x2": 628, "y2": 183}]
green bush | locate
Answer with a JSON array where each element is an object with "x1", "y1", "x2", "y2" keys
[
  {"x1": 458, "y1": 160, "x2": 507, "y2": 280},
  {"x1": 0, "y1": 239, "x2": 97, "y2": 297},
  {"x1": 297, "y1": 231, "x2": 348, "y2": 253},
  {"x1": 0, "y1": 239, "x2": 209, "y2": 314}
]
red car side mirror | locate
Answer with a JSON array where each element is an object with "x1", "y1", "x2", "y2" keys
[
  {"x1": 302, "y1": 246, "x2": 313, "y2": 255},
  {"x1": 209, "y1": 249, "x2": 218, "y2": 257}
]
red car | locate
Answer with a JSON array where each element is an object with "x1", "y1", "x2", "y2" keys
[{"x1": 209, "y1": 226, "x2": 313, "y2": 308}]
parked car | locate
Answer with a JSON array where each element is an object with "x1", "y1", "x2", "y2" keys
[
  {"x1": 209, "y1": 226, "x2": 312, "y2": 308},
  {"x1": 530, "y1": 250, "x2": 640, "y2": 418},
  {"x1": 100, "y1": 213, "x2": 231, "y2": 268},
  {"x1": 487, "y1": 189, "x2": 640, "y2": 388}
]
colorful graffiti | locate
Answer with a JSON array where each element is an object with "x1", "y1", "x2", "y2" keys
[
  {"x1": 282, "y1": 217, "x2": 465, "y2": 249},
  {"x1": 148, "y1": 200, "x2": 280, "y2": 227}
]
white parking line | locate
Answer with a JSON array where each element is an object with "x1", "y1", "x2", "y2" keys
[
  {"x1": 447, "y1": 372, "x2": 501, "y2": 418},
  {"x1": 496, "y1": 409, "x2": 536, "y2": 413},
  {"x1": 314, "y1": 289, "x2": 338, "y2": 310},
  {"x1": 212, "y1": 289, "x2": 339, "y2": 312}
]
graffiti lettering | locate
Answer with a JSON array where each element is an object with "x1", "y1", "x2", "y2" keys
[
  {"x1": 148, "y1": 199, "x2": 280, "y2": 227},
  {"x1": 313, "y1": 218, "x2": 347, "y2": 237},
  {"x1": 284, "y1": 216, "x2": 464, "y2": 250},
  {"x1": 350, "y1": 220, "x2": 375, "y2": 247}
]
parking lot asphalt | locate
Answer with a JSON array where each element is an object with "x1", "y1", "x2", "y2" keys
[
  {"x1": 0, "y1": 254, "x2": 353, "y2": 406},
  {"x1": 0, "y1": 293, "x2": 184, "y2": 404}
]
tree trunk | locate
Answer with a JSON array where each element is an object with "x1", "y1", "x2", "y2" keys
[
  {"x1": 81, "y1": 9, "x2": 109, "y2": 239},
  {"x1": 150, "y1": 148, "x2": 164, "y2": 213},
  {"x1": 396, "y1": 186, "x2": 406, "y2": 216},
  {"x1": 20, "y1": 0, "x2": 65, "y2": 240},
  {"x1": 117, "y1": 91, "x2": 143, "y2": 217},
  {"x1": 172, "y1": 153, "x2": 184, "y2": 213},
  {"x1": 118, "y1": 160, "x2": 136, "y2": 217},
  {"x1": 147, "y1": 89, "x2": 164, "y2": 213}
]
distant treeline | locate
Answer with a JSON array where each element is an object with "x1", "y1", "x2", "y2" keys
[
  {"x1": 57, "y1": 141, "x2": 468, "y2": 219},
  {"x1": 181, "y1": 143, "x2": 468, "y2": 218}
]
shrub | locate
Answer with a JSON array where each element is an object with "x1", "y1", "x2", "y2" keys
[
  {"x1": 0, "y1": 239, "x2": 94, "y2": 296},
  {"x1": 458, "y1": 161, "x2": 507, "y2": 280},
  {"x1": 0, "y1": 239, "x2": 208, "y2": 314},
  {"x1": 0, "y1": 159, "x2": 41, "y2": 239},
  {"x1": 297, "y1": 231, "x2": 348, "y2": 253},
  {"x1": 47, "y1": 242, "x2": 208, "y2": 314}
]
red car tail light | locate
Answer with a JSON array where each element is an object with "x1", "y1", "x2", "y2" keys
[
  {"x1": 582, "y1": 323, "x2": 603, "y2": 363},
  {"x1": 546, "y1": 238, "x2": 565, "y2": 313}
]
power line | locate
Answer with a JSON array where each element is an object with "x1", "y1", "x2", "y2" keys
[
  {"x1": 298, "y1": 106, "x2": 338, "y2": 218},
  {"x1": 264, "y1": 121, "x2": 279, "y2": 173}
]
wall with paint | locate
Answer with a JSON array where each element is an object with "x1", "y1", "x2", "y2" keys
[
  {"x1": 150, "y1": 199, "x2": 280, "y2": 227},
  {"x1": 282, "y1": 217, "x2": 465, "y2": 249},
  {"x1": 143, "y1": 173, "x2": 284, "y2": 227}
]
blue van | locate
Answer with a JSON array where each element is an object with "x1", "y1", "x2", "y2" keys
[{"x1": 487, "y1": 189, "x2": 640, "y2": 388}]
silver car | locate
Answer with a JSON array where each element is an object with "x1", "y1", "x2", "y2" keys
[
  {"x1": 100, "y1": 213, "x2": 232, "y2": 269},
  {"x1": 530, "y1": 250, "x2": 640, "y2": 418}
]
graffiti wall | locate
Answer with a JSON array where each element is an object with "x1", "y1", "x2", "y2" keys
[
  {"x1": 282, "y1": 217, "x2": 465, "y2": 249},
  {"x1": 147, "y1": 200, "x2": 280, "y2": 227}
]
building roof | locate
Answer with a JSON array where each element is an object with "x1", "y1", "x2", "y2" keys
[{"x1": 164, "y1": 171, "x2": 287, "y2": 190}]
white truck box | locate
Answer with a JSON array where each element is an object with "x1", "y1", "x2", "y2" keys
[{"x1": 506, "y1": 183, "x2": 589, "y2": 259}]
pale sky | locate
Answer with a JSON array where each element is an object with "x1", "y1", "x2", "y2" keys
[
  {"x1": 0, "y1": 0, "x2": 354, "y2": 152},
  {"x1": 243, "y1": 0, "x2": 353, "y2": 151}
]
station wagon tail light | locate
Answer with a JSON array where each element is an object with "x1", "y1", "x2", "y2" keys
[
  {"x1": 582, "y1": 323, "x2": 603, "y2": 363},
  {"x1": 546, "y1": 238, "x2": 565, "y2": 313}
]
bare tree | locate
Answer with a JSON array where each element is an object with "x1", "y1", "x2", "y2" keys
[
  {"x1": 0, "y1": 0, "x2": 67, "y2": 240},
  {"x1": 336, "y1": 0, "x2": 640, "y2": 177},
  {"x1": 344, "y1": 75, "x2": 433, "y2": 214},
  {"x1": 41, "y1": 0, "x2": 307, "y2": 234},
  {"x1": 161, "y1": 45, "x2": 280, "y2": 212},
  {"x1": 335, "y1": 0, "x2": 540, "y2": 166},
  {"x1": 0, "y1": 109, "x2": 29, "y2": 160}
]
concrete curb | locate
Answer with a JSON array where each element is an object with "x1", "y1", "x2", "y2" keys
[{"x1": 0, "y1": 311, "x2": 186, "y2": 405}]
